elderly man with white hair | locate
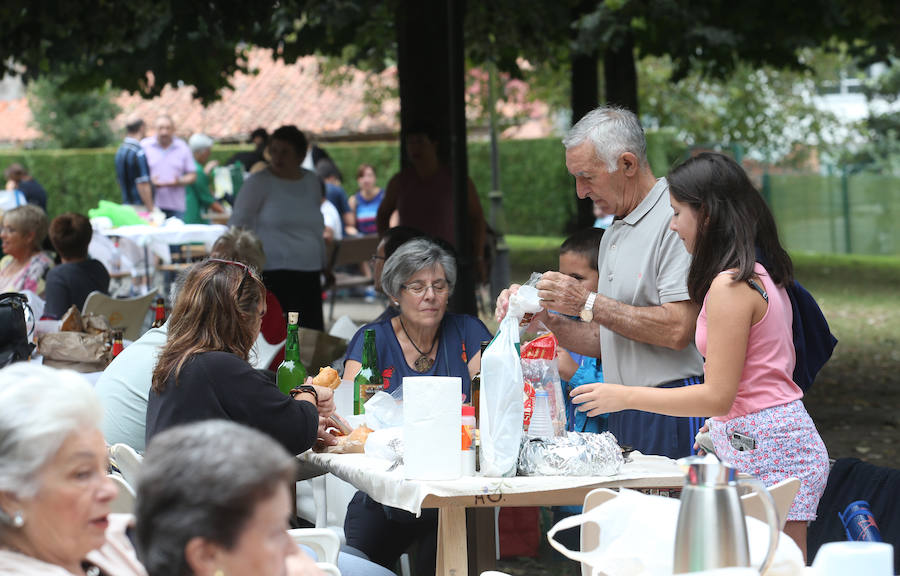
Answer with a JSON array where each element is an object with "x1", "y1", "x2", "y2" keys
[
  {"x1": 183, "y1": 133, "x2": 225, "y2": 224},
  {"x1": 496, "y1": 105, "x2": 705, "y2": 459}
]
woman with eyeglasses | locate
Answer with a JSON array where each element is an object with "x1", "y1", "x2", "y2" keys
[
  {"x1": 342, "y1": 237, "x2": 491, "y2": 575},
  {"x1": 145, "y1": 258, "x2": 337, "y2": 455}
]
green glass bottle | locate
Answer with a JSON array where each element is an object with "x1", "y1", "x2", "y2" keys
[
  {"x1": 354, "y1": 329, "x2": 382, "y2": 414},
  {"x1": 276, "y1": 312, "x2": 307, "y2": 395}
]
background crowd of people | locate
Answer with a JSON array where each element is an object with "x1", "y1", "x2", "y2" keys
[{"x1": 0, "y1": 104, "x2": 837, "y2": 574}]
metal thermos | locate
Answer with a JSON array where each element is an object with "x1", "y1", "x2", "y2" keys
[{"x1": 673, "y1": 454, "x2": 780, "y2": 574}]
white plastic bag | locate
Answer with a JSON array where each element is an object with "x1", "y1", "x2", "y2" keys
[
  {"x1": 546, "y1": 489, "x2": 804, "y2": 576},
  {"x1": 480, "y1": 274, "x2": 543, "y2": 477}
]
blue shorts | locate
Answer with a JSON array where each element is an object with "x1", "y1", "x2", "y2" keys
[{"x1": 607, "y1": 375, "x2": 705, "y2": 459}]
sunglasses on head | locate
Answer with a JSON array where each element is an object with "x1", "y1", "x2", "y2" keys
[{"x1": 207, "y1": 258, "x2": 255, "y2": 300}]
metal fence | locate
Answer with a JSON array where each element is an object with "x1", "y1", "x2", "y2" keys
[{"x1": 763, "y1": 172, "x2": 900, "y2": 256}]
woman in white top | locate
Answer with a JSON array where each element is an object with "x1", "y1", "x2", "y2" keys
[{"x1": 230, "y1": 125, "x2": 326, "y2": 330}]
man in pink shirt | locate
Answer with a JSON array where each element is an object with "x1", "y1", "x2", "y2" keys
[{"x1": 141, "y1": 115, "x2": 196, "y2": 219}]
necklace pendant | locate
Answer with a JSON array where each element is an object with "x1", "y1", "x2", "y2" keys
[{"x1": 414, "y1": 355, "x2": 434, "y2": 372}]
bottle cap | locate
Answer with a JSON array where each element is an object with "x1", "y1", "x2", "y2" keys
[
  {"x1": 288, "y1": 312, "x2": 299, "y2": 324},
  {"x1": 462, "y1": 405, "x2": 475, "y2": 417}
]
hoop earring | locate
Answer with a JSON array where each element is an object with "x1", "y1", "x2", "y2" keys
[{"x1": 12, "y1": 511, "x2": 24, "y2": 528}]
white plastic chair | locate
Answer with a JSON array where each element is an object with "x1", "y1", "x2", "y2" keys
[
  {"x1": 288, "y1": 527, "x2": 340, "y2": 565},
  {"x1": 109, "y1": 443, "x2": 144, "y2": 488},
  {"x1": 251, "y1": 334, "x2": 285, "y2": 370},
  {"x1": 108, "y1": 473, "x2": 136, "y2": 514},
  {"x1": 740, "y1": 477, "x2": 800, "y2": 530},
  {"x1": 83, "y1": 290, "x2": 158, "y2": 341}
]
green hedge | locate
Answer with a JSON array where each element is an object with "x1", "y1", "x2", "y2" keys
[{"x1": 0, "y1": 134, "x2": 686, "y2": 236}]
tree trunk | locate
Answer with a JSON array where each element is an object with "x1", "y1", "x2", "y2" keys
[
  {"x1": 603, "y1": 30, "x2": 638, "y2": 114},
  {"x1": 570, "y1": 50, "x2": 600, "y2": 232}
]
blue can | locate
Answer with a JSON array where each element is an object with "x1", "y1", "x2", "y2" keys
[{"x1": 839, "y1": 500, "x2": 883, "y2": 542}]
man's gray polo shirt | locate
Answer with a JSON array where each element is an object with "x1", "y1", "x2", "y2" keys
[{"x1": 596, "y1": 177, "x2": 704, "y2": 387}]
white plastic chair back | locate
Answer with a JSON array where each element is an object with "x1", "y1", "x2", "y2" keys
[
  {"x1": 108, "y1": 473, "x2": 136, "y2": 514},
  {"x1": 110, "y1": 443, "x2": 144, "y2": 488},
  {"x1": 251, "y1": 334, "x2": 285, "y2": 369},
  {"x1": 288, "y1": 527, "x2": 340, "y2": 565}
]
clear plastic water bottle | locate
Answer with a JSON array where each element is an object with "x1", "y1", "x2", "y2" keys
[{"x1": 527, "y1": 390, "x2": 554, "y2": 439}]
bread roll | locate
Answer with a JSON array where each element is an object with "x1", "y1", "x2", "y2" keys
[{"x1": 312, "y1": 366, "x2": 341, "y2": 390}]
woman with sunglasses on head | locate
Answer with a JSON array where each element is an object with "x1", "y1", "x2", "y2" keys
[
  {"x1": 342, "y1": 237, "x2": 491, "y2": 575},
  {"x1": 145, "y1": 258, "x2": 337, "y2": 455}
]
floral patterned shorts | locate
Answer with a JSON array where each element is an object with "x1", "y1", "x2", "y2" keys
[{"x1": 709, "y1": 400, "x2": 829, "y2": 521}]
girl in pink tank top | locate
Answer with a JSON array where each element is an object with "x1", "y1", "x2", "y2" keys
[{"x1": 569, "y1": 152, "x2": 828, "y2": 559}]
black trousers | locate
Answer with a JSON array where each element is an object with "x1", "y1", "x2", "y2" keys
[
  {"x1": 344, "y1": 491, "x2": 438, "y2": 576},
  {"x1": 262, "y1": 269, "x2": 324, "y2": 331}
]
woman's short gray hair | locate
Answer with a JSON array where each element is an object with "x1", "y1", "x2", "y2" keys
[
  {"x1": 135, "y1": 420, "x2": 296, "y2": 576},
  {"x1": 0, "y1": 364, "x2": 102, "y2": 502},
  {"x1": 381, "y1": 237, "x2": 456, "y2": 301},
  {"x1": 561, "y1": 105, "x2": 647, "y2": 172}
]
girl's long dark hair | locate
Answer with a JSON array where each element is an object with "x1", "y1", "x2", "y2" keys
[{"x1": 667, "y1": 152, "x2": 793, "y2": 304}]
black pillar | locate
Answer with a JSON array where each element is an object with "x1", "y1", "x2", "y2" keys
[
  {"x1": 395, "y1": 0, "x2": 476, "y2": 315},
  {"x1": 570, "y1": 50, "x2": 600, "y2": 231}
]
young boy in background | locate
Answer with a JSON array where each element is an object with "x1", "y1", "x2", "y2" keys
[
  {"x1": 557, "y1": 227, "x2": 607, "y2": 433},
  {"x1": 552, "y1": 227, "x2": 607, "y2": 557}
]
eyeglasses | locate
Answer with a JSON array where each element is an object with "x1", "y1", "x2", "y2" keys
[
  {"x1": 370, "y1": 254, "x2": 386, "y2": 265},
  {"x1": 0, "y1": 226, "x2": 17, "y2": 235},
  {"x1": 401, "y1": 279, "x2": 449, "y2": 297},
  {"x1": 208, "y1": 258, "x2": 254, "y2": 300}
]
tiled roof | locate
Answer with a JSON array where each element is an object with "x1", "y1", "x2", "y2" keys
[
  {"x1": 0, "y1": 98, "x2": 41, "y2": 144},
  {"x1": 114, "y1": 49, "x2": 401, "y2": 142},
  {"x1": 0, "y1": 47, "x2": 551, "y2": 144}
]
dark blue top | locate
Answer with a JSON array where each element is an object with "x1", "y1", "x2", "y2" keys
[
  {"x1": 325, "y1": 182, "x2": 351, "y2": 236},
  {"x1": 346, "y1": 313, "x2": 491, "y2": 401},
  {"x1": 114, "y1": 138, "x2": 151, "y2": 205},
  {"x1": 18, "y1": 179, "x2": 47, "y2": 211},
  {"x1": 43, "y1": 259, "x2": 110, "y2": 319}
]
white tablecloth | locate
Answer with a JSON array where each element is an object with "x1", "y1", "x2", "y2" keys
[
  {"x1": 296, "y1": 452, "x2": 684, "y2": 515},
  {"x1": 100, "y1": 224, "x2": 227, "y2": 264}
]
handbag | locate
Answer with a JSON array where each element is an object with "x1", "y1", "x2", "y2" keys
[{"x1": 0, "y1": 292, "x2": 35, "y2": 367}]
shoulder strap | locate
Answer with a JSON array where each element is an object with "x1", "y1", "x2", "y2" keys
[{"x1": 746, "y1": 278, "x2": 768, "y2": 303}]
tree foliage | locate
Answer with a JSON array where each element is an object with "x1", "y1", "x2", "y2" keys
[{"x1": 27, "y1": 74, "x2": 121, "y2": 149}]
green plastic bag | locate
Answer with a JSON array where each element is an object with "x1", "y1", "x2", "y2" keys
[{"x1": 88, "y1": 200, "x2": 147, "y2": 227}]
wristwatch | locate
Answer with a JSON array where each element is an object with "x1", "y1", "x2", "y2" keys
[
  {"x1": 580, "y1": 292, "x2": 597, "y2": 322},
  {"x1": 290, "y1": 385, "x2": 318, "y2": 403}
]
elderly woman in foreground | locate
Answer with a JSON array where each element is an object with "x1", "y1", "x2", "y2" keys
[
  {"x1": 342, "y1": 237, "x2": 492, "y2": 575},
  {"x1": 0, "y1": 204, "x2": 53, "y2": 295},
  {"x1": 0, "y1": 363, "x2": 146, "y2": 576},
  {"x1": 136, "y1": 420, "x2": 395, "y2": 576}
]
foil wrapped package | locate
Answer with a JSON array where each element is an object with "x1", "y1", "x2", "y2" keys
[{"x1": 517, "y1": 431, "x2": 624, "y2": 477}]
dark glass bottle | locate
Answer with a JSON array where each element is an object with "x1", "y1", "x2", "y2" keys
[
  {"x1": 150, "y1": 297, "x2": 166, "y2": 328},
  {"x1": 354, "y1": 329, "x2": 382, "y2": 415},
  {"x1": 470, "y1": 340, "x2": 490, "y2": 424},
  {"x1": 276, "y1": 312, "x2": 307, "y2": 395}
]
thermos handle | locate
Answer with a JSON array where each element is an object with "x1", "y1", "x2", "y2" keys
[{"x1": 738, "y1": 477, "x2": 779, "y2": 575}]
